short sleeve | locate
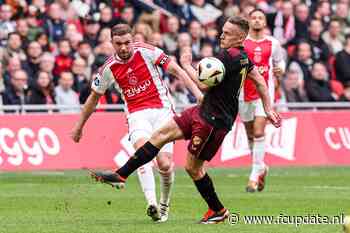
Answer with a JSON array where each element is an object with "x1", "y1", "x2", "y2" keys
[{"x1": 91, "y1": 65, "x2": 115, "y2": 94}]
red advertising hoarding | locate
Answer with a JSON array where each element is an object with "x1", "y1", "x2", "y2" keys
[{"x1": 0, "y1": 112, "x2": 349, "y2": 171}]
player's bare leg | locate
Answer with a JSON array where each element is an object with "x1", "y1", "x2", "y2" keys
[
  {"x1": 91, "y1": 119, "x2": 183, "y2": 188},
  {"x1": 133, "y1": 138, "x2": 159, "y2": 221},
  {"x1": 245, "y1": 116, "x2": 268, "y2": 192},
  {"x1": 185, "y1": 153, "x2": 229, "y2": 224},
  {"x1": 156, "y1": 152, "x2": 174, "y2": 222}
]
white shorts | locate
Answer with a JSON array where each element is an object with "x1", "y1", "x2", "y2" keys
[
  {"x1": 127, "y1": 107, "x2": 174, "y2": 154},
  {"x1": 238, "y1": 99, "x2": 266, "y2": 122}
]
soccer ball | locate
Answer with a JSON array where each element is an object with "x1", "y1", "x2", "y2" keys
[
  {"x1": 344, "y1": 215, "x2": 350, "y2": 233},
  {"x1": 197, "y1": 57, "x2": 225, "y2": 87}
]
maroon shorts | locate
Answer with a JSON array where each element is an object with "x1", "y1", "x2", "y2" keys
[{"x1": 173, "y1": 106, "x2": 228, "y2": 161}]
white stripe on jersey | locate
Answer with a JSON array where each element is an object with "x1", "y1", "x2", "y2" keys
[{"x1": 138, "y1": 47, "x2": 173, "y2": 110}]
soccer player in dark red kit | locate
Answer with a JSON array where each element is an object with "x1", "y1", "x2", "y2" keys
[{"x1": 89, "y1": 16, "x2": 281, "y2": 224}]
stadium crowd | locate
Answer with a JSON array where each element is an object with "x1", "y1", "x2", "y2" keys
[{"x1": 0, "y1": 0, "x2": 350, "y2": 113}]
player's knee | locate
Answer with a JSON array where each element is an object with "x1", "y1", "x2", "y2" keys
[
  {"x1": 254, "y1": 131, "x2": 265, "y2": 139},
  {"x1": 185, "y1": 165, "x2": 201, "y2": 180},
  {"x1": 158, "y1": 159, "x2": 172, "y2": 173},
  {"x1": 151, "y1": 128, "x2": 171, "y2": 146}
]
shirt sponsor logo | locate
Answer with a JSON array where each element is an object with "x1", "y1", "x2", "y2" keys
[{"x1": 124, "y1": 80, "x2": 152, "y2": 98}]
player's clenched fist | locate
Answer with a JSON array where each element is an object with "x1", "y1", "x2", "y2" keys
[
  {"x1": 71, "y1": 125, "x2": 83, "y2": 143},
  {"x1": 266, "y1": 110, "x2": 282, "y2": 128}
]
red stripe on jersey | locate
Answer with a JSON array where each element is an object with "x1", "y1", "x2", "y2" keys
[
  {"x1": 243, "y1": 38, "x2": 273, "y2": 101},
  {"x1": 109, "y1": 51, "x2": 164, "y2": 113}
]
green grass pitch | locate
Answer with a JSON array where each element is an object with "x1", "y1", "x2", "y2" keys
[{"x1": 0, "y1": 167, "x2": 349, "y2": 233}]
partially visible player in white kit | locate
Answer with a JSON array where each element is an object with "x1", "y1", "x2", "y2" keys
[
  {"x1": 241, "y1": 9, "x2": 285, "y2": 192},
  {"x1": 71, "y1": 24, "x2": 202, "y2": 221}
]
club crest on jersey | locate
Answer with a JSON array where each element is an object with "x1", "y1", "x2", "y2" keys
[
  {"x1": 127, "y1": 68, "x2": 138, "y2": 86},
  {"x1": 192, "y1": 136, "x2": 203, "y2": 146}
]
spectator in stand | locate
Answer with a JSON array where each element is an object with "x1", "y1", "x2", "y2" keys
[
  {"x1": 120, "y1": 4, "x2": 136, "y2": 26},
  {"x1": 189, "y1": 0, "x2": 222, "y2": 26},
  {"x1": 166, "y1": 0, "x2": 197, "y2": 30},
  {"x1": 39, "y1": 52, "x2": 55, "y2": 77},
  {"x1": 199, "y1": 43, "x2": 214, "y2": 60},
  {"x1": 99, "y1": 6, "x2": 118, "y2": 29},
  {"x1": 292, "y1": 3, "x2": 310, "y2": 43},
  {"x1": 75, "y1": 41, "x2": 94, "y2": 79},
  {"x1": 36, "y1": 32, "x2": 51, "y2": 52},
  {"x1": 334, "y1": 1, "x2": 350, "y2": 36},
  {"x1": 305, "y1": 62, "x2": 336, "y2": 102},
  {"x1": 307, "y1": 19, "x2": 330, "y2": 63},
  {"x1": 3, "y1": 56, "x2": 23, "y2": 88},
  {"x1": 71, "y1": 57, "x2": 88, "y2": 92},
  {"x1": 133, "y1": 22, "x2": 153, "y2": 42},
  {"x1": 335, "y1": 34, "x2": 350, "y2": 87},
  {"x1": 322, "y1": 18, "x2": 344, "y2": 55},
  {"x1": 0, "y1": 4, "x2": 16, "y2": 46},
  {"x1": 16, "y1": 19, "x2": 30, "y2": 49},
  {"x1": 288, "y1": 41, "x2": 314, "y2": 82},
  {"x1": 174, "y1": 32, "x2": 192, "y2": 63},
  {"x1": 83, "y1": 17, "x2": 100, "y2": 47},
  {"x1": 55, "y1": 71, "x2": 80, "y2": 113},
  {"x1": 163, "y1": 16, "x2": 180, "y2": 54},
  {"x1": 53, "y1": 39, "x2": 73, "y2": 83},
  {"x1": 313, "y1": 0, "x2": 332, "y2": 28},
  {"x1": 148, "y1": 32, "x2": 164, "y2": 49},
  {"x1": 204, "y1": 26, "x2": 220, "y2": 54},
  {"x1": 189, "y1": 20, "x2": 203, "y2": 60},
  {"x1": 43, "y1": 3, "x2": 66, "y2": 43},
  {"x1": 282, "y1": 69, "x2": 309, "y2": 102},
  {"x1": 97, "y1": 27, "x2": 111, "y2": 44},
  {"x1": 28, "y1": 71, "x2": 56, "y2": 110},
  {"x1": 0, "y1": 32, "x2": 26, "y2": 66},
  {"x1": 2, "y1": 69, "x2": 29, "y2": 107},
  {"x1": 25, "y1": 41, "x2": 42, "y2": 80},
  {"x1": 267, "y1": 1, "x2": 296, "y2": 45}
]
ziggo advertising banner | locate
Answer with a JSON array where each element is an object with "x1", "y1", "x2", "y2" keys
[{"x1": 0, "y1": 112, "x2": 349, "y2": 171}]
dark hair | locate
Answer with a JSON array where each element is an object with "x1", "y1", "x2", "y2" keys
[
  {"x1": 227, "y1": 16, "x2": 250, "y2": 34},
  {"x1": 345, "y1": 34, "x2": 350, "y2": 41},
  {"x1": 78, "y1": 40, "x2": 91, "y2": 47},
  {"x1": 248, "y1": 8, "x2": 266, "y2": 17},
  {"x1": 111, "y1": 23, "x2": 132, "y2": 37},
  {"x1": 7, "y1": 32, "x2": 21, "y2": 39}
]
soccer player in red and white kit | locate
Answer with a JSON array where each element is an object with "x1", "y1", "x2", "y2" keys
[
  {"x1": 71, "y1": 24, "x2": 203, "y2": 222},
  {"x1": 241, "y1": 9, "x2": 285, "y2": 192}
]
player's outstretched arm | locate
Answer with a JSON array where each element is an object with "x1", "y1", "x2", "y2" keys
[
  {"x1": 71, "y1": 90, "x2": 101, "y2": 142},
  {"x1": 167, "y1": 59, "x2": 204, "y2": 102},
  {"x1": 247, "y1": 67, "x2": 281, "y2": 128}
]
